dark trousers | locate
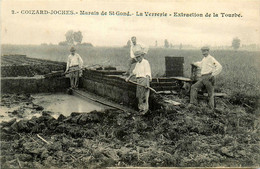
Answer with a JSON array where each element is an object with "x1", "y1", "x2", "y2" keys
[{"x1": 190, "y1": 74, "x2": 215, "y2": 109}]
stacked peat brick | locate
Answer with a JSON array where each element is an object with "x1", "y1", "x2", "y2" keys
[
  {"x1": 1, "y1": 55, "x2": 66, "y2": 77},
  {"x1": 165, "y1": 56, "x2": 184, "y2": 77},
  {"x1": 1, "y1": 54, "x2": 70, "y2": 93}
]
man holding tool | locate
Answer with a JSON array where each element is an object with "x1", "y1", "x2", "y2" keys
[
  {"x1": 125, "y1": 50, "x2": 152, "y2": 115},
  {"x1": 124, "y1": 36, "x2": 149, "y2": 75},
  {"x1": 189, "y1": 46, "x2": 222, "y2": 109},
  {"x1": 65, "y1": 47, "x2": 84, "y2": 89}
]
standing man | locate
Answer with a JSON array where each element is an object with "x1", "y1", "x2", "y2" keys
[
  {"x1": 125, "y1": 50, "x2": 152, "y2": 115},
  {"x1": 65, "y1": 47, "x2": 83, "y2": 89},
  {"x1": 190, "y1": 46, "x2": 222, "y2": 109},
  {"x1": 124, "y1": 36, "x2": 149, "y2": 75}
]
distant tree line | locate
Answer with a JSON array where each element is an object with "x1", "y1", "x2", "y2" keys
[
  {"x1": 163, "y1": 39, "x2": 184, "y2": 49},
  {"x1": 59, "y1": 30, "x2": 93, "y2": 47},
  {"x1": 232, "y1": 37, "x2": 240, "y2": 50},
  {"x1": 124, "y1": 39, "x2": 183, "y2": 49}
]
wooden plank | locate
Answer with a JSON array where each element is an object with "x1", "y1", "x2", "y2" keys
[
  {"x1": 151, "y1": 77, "x2": 186, "y2": 82},
  {"x1": 151, "y1": 82, "x2": 178, "y2": 85},
  {"x1": 72, "y1": 89, "x2": 138, "y2": 114},
  {"x1": 203, "y1": 93, "x2": 228, "y2": 97},
  {"x1": 164, "y1": 99, "x2": 181, "y2": 106},
  {"x1": 172, "y1": 76, "x2": 192, "y2": 82},
  {"x1": 157, "y1": 90, "x2": 178, "y2": 94},
  {"x1": 106, "y1": 74, "x2": 125, "y2": 79}
]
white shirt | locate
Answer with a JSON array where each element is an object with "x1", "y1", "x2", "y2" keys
[
  {"x1": 130, "y1": 42, "x2": 149, "y2": 58},
  {"x1": 66, "y1": 53, "x2": 83, "y2": 70},
  {"x1": 195, "y1": 54, "x2": 222, "y2": 76},
  {"x1": 133, "y1": 59, "x2": 152, "y2": 79}
]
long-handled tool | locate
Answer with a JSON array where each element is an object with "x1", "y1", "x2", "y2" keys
[
  {"x1": 44, "y1": 64, "x2": 100, "y2": 78},
  {"x1": 63, "y1": 64, "x2": 99, "y2": 74},
  {"x1": 127, "y1": 80, "x2": 158, "y2": 94},
  {"x1": 127, "y1": 80, "x2": 181, "y2": 106}
]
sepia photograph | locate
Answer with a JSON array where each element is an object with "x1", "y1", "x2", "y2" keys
[{"x1": 0, "y1": 0, "x2": 259, "y2": 168}]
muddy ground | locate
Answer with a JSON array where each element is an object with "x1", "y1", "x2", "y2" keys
[{"x1": 1, "y1": 93, "x2": 260, "y2": 168}]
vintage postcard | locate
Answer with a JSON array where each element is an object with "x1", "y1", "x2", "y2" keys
[{"x1": 1, "y1": 0, "x2": 259, "y2": 168}]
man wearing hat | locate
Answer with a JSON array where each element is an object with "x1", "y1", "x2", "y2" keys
[
  {"x1": 190, "y1": 46, "x2": 222, "y2": 109},
  {"x1": 124, "y1": 36, "x2": 149, "y2": 75},
  {"x1": 125, "y1": 50, "x2": 152, "y2": 115},
  {"x1": 65, "y1": 47, "x2": 83, "y2": 89}
]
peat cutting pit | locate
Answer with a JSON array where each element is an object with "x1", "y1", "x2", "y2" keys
[{"x1": 1, "y1": 55, "x2": 259, "y2": 168}]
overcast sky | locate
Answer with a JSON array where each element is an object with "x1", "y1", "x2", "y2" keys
[{"x1": 1, "y1": 0, "x2": 260, "y2": 47}]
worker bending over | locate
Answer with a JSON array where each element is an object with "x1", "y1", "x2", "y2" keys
[{"x1": 125, "y1": 50, "x2": 152, "y2": 115}]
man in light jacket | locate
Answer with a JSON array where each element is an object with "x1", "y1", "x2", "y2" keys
[
  {"x1": 65, "y1": 47, "x2": 83, "y2": 89},
  {"x1": 190, "y1": 46, "x2": 222, "y2": 109}
]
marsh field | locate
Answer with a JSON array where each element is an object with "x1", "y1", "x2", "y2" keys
[
  {"x1": 1, "y1": 45, "x2": 260, "y2": 168},
  {"x1": 2, "y1": 44, "x2": 260, "y2": 97}
]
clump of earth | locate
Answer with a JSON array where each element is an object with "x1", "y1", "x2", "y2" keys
[{"x1": 1, "y1": 94, "x2": 259, "y2": 168}]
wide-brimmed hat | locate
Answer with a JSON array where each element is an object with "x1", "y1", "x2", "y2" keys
[
  {"x1": 70, "y1": 47, "x2": 76, "y2": 52},
  {"x1": 134, "y1": 50, "x2": 145, "y2": 57},
  {"x1": 201, "y1": 46, "x2": 210, "y2": 51}
]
